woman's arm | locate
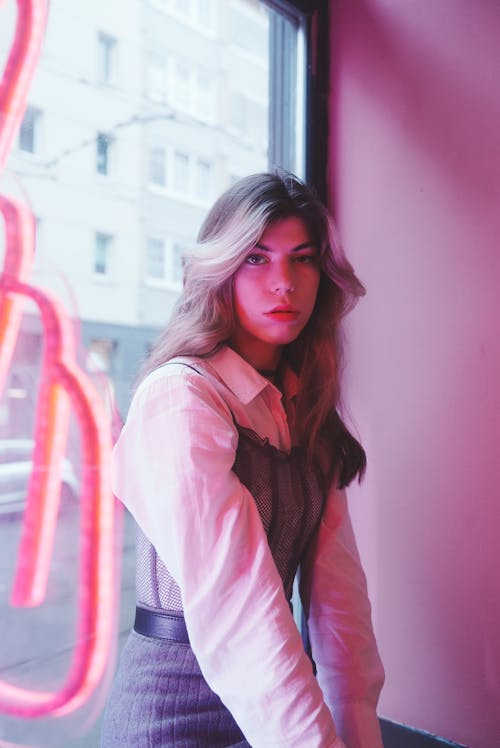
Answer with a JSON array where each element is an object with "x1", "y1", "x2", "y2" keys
[
  {"x1": 113, "y1": 366, "x2": 344, "y2": 748},
  {"x1": 300, "y1": 486, "x2": 385, "y2": 748}
]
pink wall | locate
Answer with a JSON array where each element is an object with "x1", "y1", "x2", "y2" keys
[{"x1": 328, "y1": 2, "x2": 500, "y2": 747}]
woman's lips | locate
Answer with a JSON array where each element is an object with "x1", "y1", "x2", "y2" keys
[{"x1": 265, "y1": 310, "x2": 300, "y2": 321}]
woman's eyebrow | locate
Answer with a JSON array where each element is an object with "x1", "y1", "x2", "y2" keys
[{"x1": 255, "y1": 241, "x2": 318, "y2": 252}]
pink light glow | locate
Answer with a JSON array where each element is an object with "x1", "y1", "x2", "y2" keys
[
  {"x1": 0, "y1": 0, "x2": 47, "y2": 171},
  {"x1": 0, "y1": 0, "x2": 118, "y2": 719}
]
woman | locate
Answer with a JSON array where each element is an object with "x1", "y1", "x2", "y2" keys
[{"x1": 101, "y1": 172, "x2": 385, "y2": 747}]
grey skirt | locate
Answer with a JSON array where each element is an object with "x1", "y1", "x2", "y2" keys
[{"x1": 100, "y1": 630, "x2": 250, "y2": 747}]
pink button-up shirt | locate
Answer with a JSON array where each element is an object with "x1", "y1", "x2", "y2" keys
[{"x1": 112, "y1": 346, "x2": 384, "y2": 748}]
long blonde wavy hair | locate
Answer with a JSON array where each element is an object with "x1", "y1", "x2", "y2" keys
[{"x1": 139, "y1": 172, "x2": 366, "y2": 487}]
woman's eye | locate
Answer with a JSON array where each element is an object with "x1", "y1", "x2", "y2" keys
[
  {"x1": 294, "y1": 254, "x2": 317, "y2": 264},
  {"x1": 245, "y1": 253, "x2": 267, "y2": 265}
]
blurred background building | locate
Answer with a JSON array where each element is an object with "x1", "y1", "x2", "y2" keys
[{"x1": 4, "y1": 0, "x2": 296, "y2": 431}]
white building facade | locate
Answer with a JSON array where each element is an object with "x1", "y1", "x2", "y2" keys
[{"x1": 4, "y1": 0, "x2": 304, "y2": 423}]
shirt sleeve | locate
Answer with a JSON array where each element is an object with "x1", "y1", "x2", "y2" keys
[
  {"x1": 112, "y1": 367, "x2": 345, "y2": 748},
  {"x1": 299, "y1": 485, "x2": 385, "y2": 748}
]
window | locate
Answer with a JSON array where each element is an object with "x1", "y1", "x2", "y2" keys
[
  {"x1": 145, "y1": 237, "x2": 184, "y2": 287},
  {"x1": 5, "y1": 0, "x2": 310, "y2": 740},
  {"x1": 153, "y1": 0, "x2": 214, "y2": 31},
  {"x1": 149, "y1": 147, "x2": 167, "y2": 187},
  {"x1": 147, "y1": 57, "x2": 167, "y2": 101},
  {"x1": 194, "y1": 0, "x2": 213, "y2": 28},
  {"x1": 172, "y1": 60, "x2": 191, "y2": 110},
  {"x1": 97, "y1": 32, "x2": 116, "y2": 84},
  {"x1": 96, "y1": 133, "x2": 113, "y2": 175},
  {"x1": 230, "y1": 2, "x2": 268, "y2": 61},
  {"x1": 18, "y1": 106, "x2": 42, "y2": 154},
  {"x1": 230, "y1": 91, "x2": 246, "y2": 135},
  {"x1": 195, "y1": 72, "x2": 215, "y2": 122},
  {"x1": 172, "y1": 242, "x2": 185, "y2": 285},
  {"x1": 146, "y1": 238, "x2": 166, "y2": 280},
  {"x1": 195, "y1": 159, "x2": 212, "y2": 201},
  {"x1": 174, "y1": 0, "x2": 189, "y2": 15},
  {"x1": 94, "y1": 232, "x2": 113, "y2": 276},
  {"x1": 169, "y1": 59, "x2": 216, "y2": 121},
  {"x1": 173, "y1": 151, "x2": 189, "y2": 193}
]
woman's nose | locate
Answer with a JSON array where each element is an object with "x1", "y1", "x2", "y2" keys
[{"x1": 271, "y1": 262, "x2": 295, "y2": 294}]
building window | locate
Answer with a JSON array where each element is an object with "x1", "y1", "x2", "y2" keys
[
  {"x1": 172, "y1": 242, "x2": 185, "y2": 285},
  {"x1": 229, "y1": 92, "x2": 267, "y2": 147},
  {"x1": 145, "y1": 237, "x2": 185, "y2": 287},
  {"x1": 230, "y1": 91, "x2": 246, "y2": 135},
  {"x1": 195, "y1": 72, "x2": 215, "y2": 122},
  {"x1": 94, "y1": 232, "x2": 113, "y2": 276},
  {"x1": 195, "y1": 159, "x2": 212, "y2": 201},
  {"x1": 149, "y1": 147, "x2": 167, "y2": 187},
  {"x1": 194, "y1": 0, "x2": 213, "y2": 28},
  {"x1": 230, "y1": 2, "x2": 268, "y2": 61},
  {"x1": 146, "y1": 58, "x2": 167, "y2": 101},
  {"x1": 18, "y1": 106, "x2": 42, "y2": 154},
  {"x1": 146, "y1": 238, "x2": 166, "y2": 281},
  {"x1": 173, "y1": 151, "x2": 189, "y2": 193},
  {"x1": 173, "y1": 60, "x2": 192, "y2": 110},
  {"x1": 97, "y1": 32, "x2": 116, "y2": 84},
  {"x1": 169, "y1": 59, "x2": 215, "y2": 122},
  {"x1": 174, "y1": 0, "x2": 189, "y2": 16},
  {"x1": 96, "y1": 133, "x2": 113, "y2": 175},
  {"x1": 153, "y1": 0, "x2": 215, "y2": 33}
]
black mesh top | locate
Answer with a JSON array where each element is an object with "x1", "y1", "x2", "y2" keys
[{"x1": 136, "y1": 422, "x2": 326, "y2": 611}]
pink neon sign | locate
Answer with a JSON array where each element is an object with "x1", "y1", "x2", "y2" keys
[{"x1": 0, "y1": 0, "x2": 117, "y2": 718}]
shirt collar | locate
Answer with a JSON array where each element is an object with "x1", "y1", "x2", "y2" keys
[{"x1": 205, "y1": 346, "x2": 299, "y2": 405}]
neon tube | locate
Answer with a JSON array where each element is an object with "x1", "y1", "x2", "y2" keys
[{"x1": 0, "y1": 0, "x2": 118, "y2": 718}]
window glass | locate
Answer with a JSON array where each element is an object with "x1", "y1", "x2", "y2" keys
[
  {"x1": 18, "y1": 106, "x2": 42, "y2": 153},
  {"x1": 195, "y1": 158, "x2": 212, "y2": 201},
  {"x1": 149, "y1": 146, "x2": 167, "y2": 186},
  {"x1": 94, "y1": 232, "x2": 113, "y2": 275},
  {"x1": 195, "y1": 0, "x2": 213, "y2": 27},
  {"x1": 97, "y1": 31, "x2": 116, "y2": 83},
  {"x1": 96, "y1": 133, "x2": 112, "y2": 175},
  {"x1": 175, "y1": 0, "x2": 190, "y2": 15},
  {"x1": 173, "y1": 151, "x2": 190, "y2": 193},
  {"x1": 172, "y1": 242, "x2": 185, "y2": 285},
  {"x1": 147, "y1": 56, "x2": 168, "y2": 101},
  {"x1": 146, "y1": 237, "x2": 167, "y2": 280},
  {"x1": 172, "y1": 59, "x2": 192, "y2": 110},
  {"x1": 1, "y1": 0, "x2": 308, "y2": 742},
  {"x1": 196, "y1": 72, "x2": 215, "y2": 122},
  {"x1": 230, "y1": 1, "x2": 269, "y2": 60}
]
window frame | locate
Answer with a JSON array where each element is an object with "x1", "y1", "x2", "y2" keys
[
  {"x1": 144, "y1": 235, "x2": 185, "y2": 291},
  {"x1": 265, "y1": 0, "x2": 328, "y2": 196},
  {"x1": 93, "y1": 231, "x2": 114, "y2": 278},
  {"x1": 97, "y1": 31, "x2": 117, "y2": 85},
  {"x1": 96, "y1": 132, "x2": 113, "y2": 176},
  {"x1": 148, "y1": 146, "x2": 168, "y2": 189},
  {"x1": 18, "y1": 105, "x2": 43, "y2": 155}
]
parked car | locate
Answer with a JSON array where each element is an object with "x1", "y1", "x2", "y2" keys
[{"x1": 0, "y1": 439, "x2": 79, "y2": 515}]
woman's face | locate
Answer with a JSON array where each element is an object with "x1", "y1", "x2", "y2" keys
[{"x1": 230, "y1": 215, "x2": 321, "y2": 371}]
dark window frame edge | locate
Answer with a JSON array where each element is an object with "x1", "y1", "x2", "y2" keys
[{"x1": 264, "y1": 0, "x2": 329, "y2": 203}]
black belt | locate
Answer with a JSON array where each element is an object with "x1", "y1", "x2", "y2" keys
[
  {"x1": 134, "y1": 605, "x2": 190, "y2": 644},
  {"x1": 134, "y1": 601, "x2": 294, "y2": 645}
]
